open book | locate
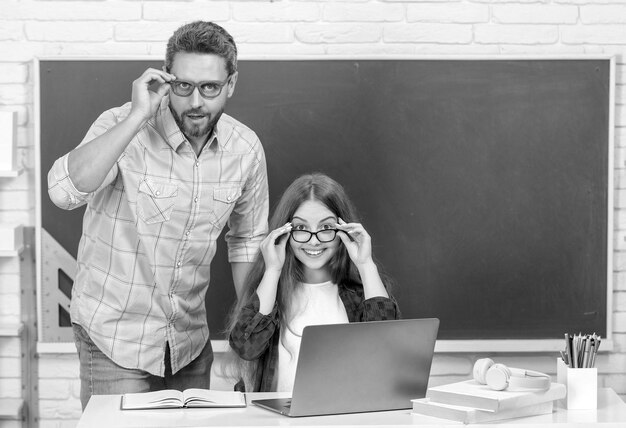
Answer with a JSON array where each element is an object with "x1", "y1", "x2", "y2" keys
[{"x1": 121, "y1": 389, "x2": 246, "y2": 410}]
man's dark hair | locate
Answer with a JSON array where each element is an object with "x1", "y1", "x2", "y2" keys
[{"x1": 165, "y1": 21, "x2": 238, "y2": 75}]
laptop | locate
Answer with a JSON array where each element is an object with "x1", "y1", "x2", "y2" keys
[{"x1": 252, "y1": 318, "x2": 439, "y2": 417}]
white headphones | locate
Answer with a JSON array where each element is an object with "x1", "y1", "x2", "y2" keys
[{"x1": 473, "y1": 358, "x2": 551, "y2": 391}]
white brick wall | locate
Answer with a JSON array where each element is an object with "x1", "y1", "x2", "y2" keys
[{"x1": 0, "y1": 1, "x2": 624, "y2": 427}]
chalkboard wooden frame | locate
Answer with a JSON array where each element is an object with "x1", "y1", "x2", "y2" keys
[{"x1": 34, "y1": 55, "x2": 615, "y2": 352}]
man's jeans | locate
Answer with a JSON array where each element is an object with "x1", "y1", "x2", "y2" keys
[{"x1": 73, "y1": 323, "x2": 213, "y2": 410}]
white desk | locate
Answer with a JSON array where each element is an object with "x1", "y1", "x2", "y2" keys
[{"x1": 77, "y1": 388, "x2": 626, "y2": 428}]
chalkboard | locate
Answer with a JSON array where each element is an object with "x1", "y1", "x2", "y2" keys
[{"x1": 38, "y1": 58, "x2": 611, "y2": 342}]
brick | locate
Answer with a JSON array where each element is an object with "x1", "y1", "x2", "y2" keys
[
  {"x1": 474, "y1": 0, "x2": 541, "y2": 3},
  {"x1": 0, "y1": 274, "x2": 20, "y2": 293},
  {"x1": 0, "y1": 84, "x2": 29, "y2": 105},
  {"x1": 38, "y1": 355, "x2": 79, "y2": 379},
  {"x1": 613, "y1": 311, "x2": 626, "y2": 332},
  {"x1": 614, "y1": 190, "x2": 626, "y2": 209},
  {"x1": 0, "y1": 105, "x2": 28, "y2": 128},
  {"x1": 499, "y1": 44, "x2": 586, "y2": 55},
  {"x1": 39, "y1": 379, "x2": 72, "y2": 400},
  {"x1": 614, "y1": 272, "x2": 626, "y2": 290},
  {"x1": 581, "y1": 6, "x2": 626, "y2": 24},
  {"x1": 0, "y1": 295, "x2": 19, "y2": 317},
  {"x1": 7, "y1": 1, "x2": 141, "y2": 20},
  {"x1": 25, "y1": 22, "x2": 113, "y2": 42},
  {"x1": 617, "y1": 106, "x2": 625, "y2": 128},
  {"x1": 617, "y1": 65, "x2": 626, "y2": 85},
  {"x1": 492, "y1": 5, "x2": 578, "y2": 24},
  {"x1": 39, "y1": 399, "x2": 82, "y2": 419},
  {"x1": 614, "y1": 291, "x2": 626, "y2": 311},
  {"x1": 407, "y1": 4, "x2": 489, "y2": 23},
  {"x1": 71, "y1": 379, "x2": 80, "y2": 399},
  {"x1": 0, "y1": 23, "x2": 23, "y2": 42},
  {"x1": 616, "y1": 127, "x2": 626, "y2": 147},
  {"x1": 323, "y1": 3, "x2": 404, "y2": 22},
  {"x1": 324, "y1": 43, "x2": 426, "y2": 56},
  {"x1": 234, "y1": 2, "x2": 319, "y2": 22},
  {"x1": 616, "y1": 148, "x2": 626, "y2": 169},
  {"x1": 0, "y1": 258, "x2": 20, "y2": 275},
  {"x1": 0, "y1": 41, "x2": 43, "y2": 61},
  {"x1": 0, "y1": 191, "x2": 30, "y2": 212},
  {"x1": 238, "y1": 43, "x2": 326, "y2": 57},
  {"x1": 0, "y1": 338, "x2": 20, "y2": 359},
  {"x1": 614, "y1": 252, "x2": 626, "y2": 271},
  {"x1": 296, "y1": 23, "x2": 381, "y2": 44},
  {"x1": 0, "y1": 378, "x2": 21, "y2": 398},
  {"x1": 611, "y1": 332, "x2": 626, "y2": 352},
  {"x1": 0, "y1": 64, "x2": 27, "y2": 84},
  {"x1": 227, "y1": 23, "x2": 295, "y2": 44},
  {"x1": 144, "y1": 2, "x2": 230, "y2": 22},
  {"x1": 45, "y1": 42, "x2": 151, "y2": 57},
  {"x1": 562, "y1": 25, "x2": 626, "y2": 45},
  {"x1": 0, "y1": 316, "x2": 20, "y2": 327},
  {"x1": 383, "y1": 24, "x2": 472, "y2": 44},
  {"x1": 0, "y1": 357, "x2": 20, "y2": 376},
  {"x1": 615, "y1": 170, "x2": 626, "y2": 190},
  {"x1": 115, "y1": 22, "x2": 187, "y2": 42},
  {"x1": 475, "y1": 24, "x2": 558, "y2": 44},
  {"x1": 0, "y1": 211, "x2": 33, "y2": 227}
]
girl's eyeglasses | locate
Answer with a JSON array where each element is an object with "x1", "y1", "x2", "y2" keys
[{"x1": 290, "y1": 229, "x2": 338, "y2": 243}]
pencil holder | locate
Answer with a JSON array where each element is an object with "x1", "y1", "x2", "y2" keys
[{"x1": 556, "y1": 358, "x2": 597, "y2": 409}]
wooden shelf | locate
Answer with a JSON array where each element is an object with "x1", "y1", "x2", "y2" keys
[
  {"x1": 0, "y1": 323, "x2": 23, "y2": 337},
  {"x1": 0, "y1": 168, "x2": 23, "y2": 178},
  {"x1": 0, "y1": 247, "x2": 23, "y2": 257},
  {"x1": 0, "y1": 398, "x2": 24, "y2": 421}
]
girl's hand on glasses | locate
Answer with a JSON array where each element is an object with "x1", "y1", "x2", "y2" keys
[
  {"x1": 260, "y1": 222, "x2": 292, "y2": 272},
  {"x1": 130, "y1": 68, "x2": 176, "y2": 123},
  {"x1": 336, "y1": 218, "x2": 374, "y2": 267}
]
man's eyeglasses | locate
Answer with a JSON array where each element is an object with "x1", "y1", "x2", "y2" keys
[
  {"x1": 290, "y1": 229, "x2": 338, "y2": 243},
  {"x1": 170, "y1": 77, "x2": 230, "y2": 99}
]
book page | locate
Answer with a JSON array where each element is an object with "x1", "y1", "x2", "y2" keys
[
  {"x1": 182, "y1": 389, "x2": 246, "y2": 407},
  {"x1": 122, "y1": 389, "x2": 184, "y2": 409}
]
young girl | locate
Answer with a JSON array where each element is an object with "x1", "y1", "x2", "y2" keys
[{"x1": 226, "y1": 173, "x2": 400, "y2": 392}]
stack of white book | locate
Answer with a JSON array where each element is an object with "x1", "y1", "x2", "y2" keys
[{"x1": 412, "y1": 380, "x2": 566, "y2": 424}]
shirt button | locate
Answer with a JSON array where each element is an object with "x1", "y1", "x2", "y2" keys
[
  {"x1": 227, "y1": 196, "x2": 232, "y2": 202},
  {"x1": 194, "y1": 197, "x2": 198, "y2": 203},
  {"x1": 176, "y1": 261, "x2": 181, "y2": 267},
  {"x1": 186, "y1": 230, "x2": 191, "y2": 236},
  {"x1": 155, "y1": 191, "x2": 161, "y2": 196},
  {"x1": 195, "y1": 161, "x2": 200, "y2": 167}
]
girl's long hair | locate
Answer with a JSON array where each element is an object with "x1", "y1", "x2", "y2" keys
[{"x1": 221, "y1": 172, "x2": 389, "y2": 390}]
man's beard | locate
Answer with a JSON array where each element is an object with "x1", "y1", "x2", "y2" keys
[{"x1": 170, "y1": 107, "x2": 223, "y2": 140}]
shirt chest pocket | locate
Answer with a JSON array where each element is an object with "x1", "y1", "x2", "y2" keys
[
  {"x1": 137, "y1": 179, "x2": 178, "y2": 224},
  {"x1": 210, "y1": 186, "x2": 242, "y2": 227}
]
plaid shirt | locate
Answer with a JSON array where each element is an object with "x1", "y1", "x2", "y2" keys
[
  {"x1": 48, "y1": 96, "x2": 269, "y2": 376},
  {"x1": 229, "y1": 281, "x2": 400, "y2": 392}
]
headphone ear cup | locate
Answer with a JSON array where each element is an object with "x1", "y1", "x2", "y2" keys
[
  {"x1": 486, "y1": 364, "x2": 511, "y2": 391},
  {"x1": 473, "y1": 358, "x2": 494, "y2": 385}
]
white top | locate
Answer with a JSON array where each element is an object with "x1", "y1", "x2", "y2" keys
[{"x1": 274, "y1": 281, "x2": 349, "y2": 392}]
